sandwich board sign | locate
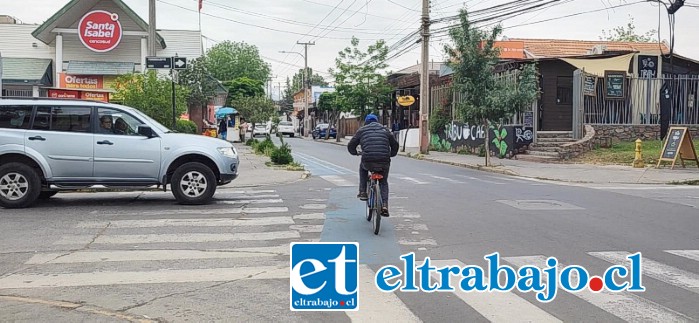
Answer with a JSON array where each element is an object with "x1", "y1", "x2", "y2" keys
[{"x1": 656, "y1": 126, "x2": 699, "y2": 169}]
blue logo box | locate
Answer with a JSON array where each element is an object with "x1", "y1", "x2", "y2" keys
[{"x1": 290, "y1": 242, "x2": 359, "y2": 311}]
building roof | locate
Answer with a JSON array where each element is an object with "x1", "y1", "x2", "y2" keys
[
  {"x1": 394, "y1": 62, "x2": 444, "y2": 75},
  {"x1": 506, "y1": 38, "x2": 671, "y2": 58},
  {"x1": 66, "y1": 60, "x2": 135, "y2": 75},
  {"x1": 31, "y1": 0, "x2": 166, "y2": 49},
  {"x1": 1, "y1": 57, "x2": 53, "y2": 85}
]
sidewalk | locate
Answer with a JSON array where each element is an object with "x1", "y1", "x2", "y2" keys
[
  {"x1": 224, "y1": 143, "x2": 309, "y2": 188},
  {"x1": 304, "y1": 136, "x2": 699, "y2": 185}
]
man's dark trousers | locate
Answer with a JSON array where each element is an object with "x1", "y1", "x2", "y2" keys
[{"x1": 359, "y1": 161, "x2": 390, "y2": 206}]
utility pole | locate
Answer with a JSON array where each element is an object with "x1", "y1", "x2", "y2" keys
[
  {"x1": 171, "y1": 54, "x2": 178, "y2": 129},
  {"x1": 148, "y1": 0, "x2": 156, "y2": 56},
  {"x1": 419, "y1": 0, "x2": 430, "y2": 154},
  {"x1": 0, "y1": 51, "x2": 3, "y2": 97},
  {"x1": 297, "y1": 41, "x2": 315, "y2": 137}
]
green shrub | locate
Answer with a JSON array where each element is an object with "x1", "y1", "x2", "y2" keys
[
  {"x1": 271, "y1": 143, "x2": 294, "y2": 165},
  {"x1": 175, "y1": 119, "x2": 197, "y2": 134},
  {"x1": 246, "y1": 138, "x2": 257, "y2": 146},
  {"x1": 264, "y1": 146, "x2": 275, "y2": 157},
  {"x1": 255, "y1": 138, "x2": 275, "y2": 155}
]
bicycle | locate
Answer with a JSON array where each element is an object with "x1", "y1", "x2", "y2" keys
[
  {"x1": 357, "y1": 150, "x2": 382, "y2": 235},
  {"x1": 365, "y1": 170, "x2": 383, "y2": 235}
]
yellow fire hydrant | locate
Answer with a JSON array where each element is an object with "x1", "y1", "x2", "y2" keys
[{"x1": 633, "y1": 139, "x2": 645, "y2": 168}]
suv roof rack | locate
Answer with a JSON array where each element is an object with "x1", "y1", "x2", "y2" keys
[{"x1": 0, "y1": 96, "x2": 111, "y2": 104}]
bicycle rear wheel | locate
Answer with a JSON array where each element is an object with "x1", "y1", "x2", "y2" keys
[{"x1": 372, "y1": 183, "x2": 381, "y2": 235}]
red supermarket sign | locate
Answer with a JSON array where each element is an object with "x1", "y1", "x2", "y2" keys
[{"x1": 78, "y1": 10, "x2": 122, "y2": 52}]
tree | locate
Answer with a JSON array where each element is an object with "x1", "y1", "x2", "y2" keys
[
  {"x1": 223, "y1": 77, "x2": 265, "y2": 106},
  {"x1": 204, "y1": 41, "x2": 271, "y2": 83},
  {"x1": 445, "y1": 9, "x2": 538, "y2": 166},
  {"x1": 280, "y1": 76, "x2": 295, "y2": 113},
  {"x1": 290, "y1": 68, "x2": 328, "y2": 94},
  {"x1": 329, "y1": 37, "x2": 393, "y2": 125},
  {"x1": 235, "y1": 95, "x2": 275, "y2": 132},
  {"x1": 600, "y1": 15, "x2": 657, "y2": 42},
  {"x1": 317, "y1": 91, "x2": 339, "y2": 139},
  {"x1": 114, "y1": 71, "x2": 189, "y2": 128},
  {"x1": 178, "y1": 56, "x2": 219, "y2": 117}
]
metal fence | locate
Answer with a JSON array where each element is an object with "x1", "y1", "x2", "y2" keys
[
  {"x1": 2, "y1": 89, "x2": 33, "y2": 97},
  {"x1": 577, "y1": 73, "x2": 699, "y2": 125}
]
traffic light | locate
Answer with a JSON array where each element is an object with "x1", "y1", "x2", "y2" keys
[{"x1": 667, "y1": 0, "x2": 685, "y2": 14}]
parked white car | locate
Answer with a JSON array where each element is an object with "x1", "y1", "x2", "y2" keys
[
  {"x1": 252, "y1": 124, "x2": 269, "y2": 137},
  {"x1": 277, "y1": 121, "x2": 295, "y2": 137}
]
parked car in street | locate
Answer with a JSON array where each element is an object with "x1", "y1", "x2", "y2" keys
[
  {"x1": 277, "y1": 121, "x2": 295, "y2": 137},
  {"x1": 312, "y1": 123, "x2": 337, "y2": 139},
  {"x1": 252, "y1": 123, "x2": 269, "y2": 137},
  {"x1": 0, "y1": 98, "x2": 239, "y2": 208}
]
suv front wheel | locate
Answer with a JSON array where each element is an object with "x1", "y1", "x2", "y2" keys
[
  {"x1": 171, "y1": 162, "x2": 217, "y2": 205},
  {"x1": 0, "y1": 163, "x2": 42, "y2": 209}
]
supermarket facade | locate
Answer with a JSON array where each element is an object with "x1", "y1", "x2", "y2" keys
[{"x1": 0, "y1": 0, "x2": 222, "y2": 130}]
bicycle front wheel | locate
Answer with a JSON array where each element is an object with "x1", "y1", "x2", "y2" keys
[{"x1": 372, "y1": 183, "x2": 381, "y2": 235}]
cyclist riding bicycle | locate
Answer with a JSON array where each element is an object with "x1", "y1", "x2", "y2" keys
[{"x1": 348, "y1": 113, "x2": 399, "y2": 217}]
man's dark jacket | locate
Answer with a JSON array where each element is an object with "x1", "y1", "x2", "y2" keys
[{"x1": 348, "y1": 122, "x2": 399, "y2": 167}]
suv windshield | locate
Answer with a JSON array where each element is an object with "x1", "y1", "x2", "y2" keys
[{"x1": 128, "y1": 108, "x2": 172, "y2": 133}]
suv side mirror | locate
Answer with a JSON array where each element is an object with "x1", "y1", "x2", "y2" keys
[{"x1": 137, "y1": 125, "x2": 155, "y2": 138}]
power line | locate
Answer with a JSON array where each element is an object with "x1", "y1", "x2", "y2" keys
[
  {"x1": 158, "y1": 0, "x2": 387, "y2": 40},
  {"x1": 299, "y1": 0, "x2": 414, "y2": 22},
  {"x1": 387, "y1": 0, "x2": 421, "y2": 12},
  {"x1": 199, "y1": 0, "x2": 411, "y2": 34}
]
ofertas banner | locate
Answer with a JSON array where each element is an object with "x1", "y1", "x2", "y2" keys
[{"x1": 59, "y1": 73, "x2": 103, "y2": 90}]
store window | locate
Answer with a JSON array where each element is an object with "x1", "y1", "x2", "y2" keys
[
  {"x1": 556, "y1": 76, "x2": 573, "y2": 105},
  {"x1": 32, "y1": 106, "x2": 92, "y2": 132},
  {"x1": 0, "y1": 105, "x2": 33, "y2": 129},
  {"x1": 97, "y1": 108, "x2": 143, "y2": 136}
]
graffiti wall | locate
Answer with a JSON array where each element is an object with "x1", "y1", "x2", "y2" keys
[{"x1": 431, "y1": 121, "x2": 533, "y2": 158}]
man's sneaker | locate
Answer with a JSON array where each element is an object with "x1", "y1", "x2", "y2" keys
[
  {"x1": 381, "y1": 206, "x2": 389, "y2": 217},
  {"x1": 357, "y1": 192, "x2": 368, "y2": 201}
]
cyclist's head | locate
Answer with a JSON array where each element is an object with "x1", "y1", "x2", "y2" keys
[{"x1": 365, "y1": 113, "x2": 378, "y2": 124}]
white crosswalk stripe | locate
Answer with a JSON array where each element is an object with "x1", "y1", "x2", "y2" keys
[
  {"x1": 503, "y1": 255, "x2": 693, "y2": 322},
  {"x1": 666, "y1": 250, "x2": 699, "y2": 262},
  {"x1": 430, "y1": 259, "x2": 562, "y2": 322},
  {"x1": 347, "y1": 265, "x2": 421, "y2": 322},
  {"x1": 320, "y1": 175, "x2": 355, "y2": 186},
  {"x1": 77, "y1": 217, "x2": 294, "y2": 228},
  {"x1": 589, "y1": 251, "x2": 699, "y2": 294}
]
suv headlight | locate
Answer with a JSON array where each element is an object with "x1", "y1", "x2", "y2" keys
[{"x1": 218, "y1": 147, "x2": 237, "y2": 159}]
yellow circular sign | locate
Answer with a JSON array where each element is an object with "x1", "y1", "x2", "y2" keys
[{"x1": 397, "y1": 95, "x2": 415, "y2": 107}]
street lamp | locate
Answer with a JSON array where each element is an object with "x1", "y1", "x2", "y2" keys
[{"x1": 280, "y1": 50, "x2": 309, "y2": 137}]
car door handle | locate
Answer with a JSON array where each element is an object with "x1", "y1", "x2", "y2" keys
[
  {"x1": 28, "y1": 136, "x2": 46, "y2": 141},
  {"x1": 97, "y1": 140, "x2": 114, "y2": 145}
]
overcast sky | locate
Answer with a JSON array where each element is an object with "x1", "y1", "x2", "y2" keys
[{"x1": 4, "y1": 0, "x2": 699, "y2": 98}]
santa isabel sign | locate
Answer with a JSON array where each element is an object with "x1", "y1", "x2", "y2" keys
[{"x1": 78, "y1": 10, "x2": 122, "y2": 52}]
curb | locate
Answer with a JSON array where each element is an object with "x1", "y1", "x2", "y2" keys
[{"x1": 401, "y1": 153, "x2": 520, "y2": 177}]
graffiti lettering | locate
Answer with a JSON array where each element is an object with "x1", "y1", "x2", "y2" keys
[
  {"x1": 444, "y1": 122, "x2": 485, "y2": 142},
  {"x1": 515, "y1": 128, "x2": 533, "y2": 142}
]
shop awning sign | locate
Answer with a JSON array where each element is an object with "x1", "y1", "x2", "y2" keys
[{"x1": 79, "y1": 10, "x2": 122, "y2": 53}]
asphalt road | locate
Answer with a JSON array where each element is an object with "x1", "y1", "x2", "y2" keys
[{"x1": 0, "y1": 135, "x2": 697, "y2": 322}]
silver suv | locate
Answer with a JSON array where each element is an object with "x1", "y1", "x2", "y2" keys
[{"x1": 0, "y1": 98, "x2": 239, "y2": 208}]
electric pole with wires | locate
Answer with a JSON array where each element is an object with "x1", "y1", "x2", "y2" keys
[
  {"x1": 419, "y1": 0, "x2": 431, "y2": 154},
  {"x1": 297, "y1": 41, "x2": 315, "y2": 137}
]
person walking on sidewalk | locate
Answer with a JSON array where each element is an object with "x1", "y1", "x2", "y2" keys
[
  {"x1": 219, "y1": 117, "x2": 228, "y2": 140},
  {"x1": 347, "y1": 113, "x2": 399, "y2": 217}
]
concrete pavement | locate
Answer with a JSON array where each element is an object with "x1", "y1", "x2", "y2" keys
[
  {"x1": 302, "y1": 135, "x2": 699, "y2": 185},
  {"x1": 226, "y1": 142, "x2": 309, "y2": 188}
]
